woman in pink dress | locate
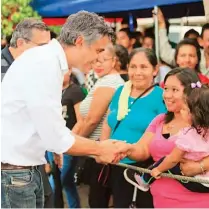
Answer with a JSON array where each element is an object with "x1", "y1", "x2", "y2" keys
[{"x1": 127, "y1": 68, "x2": 209, "y2": 208}]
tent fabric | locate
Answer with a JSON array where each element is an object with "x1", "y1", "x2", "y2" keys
[{"x1": 31, "y1": 0, "x2": 203, "y2": 17}]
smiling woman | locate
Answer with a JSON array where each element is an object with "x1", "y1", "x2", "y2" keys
[
  {"x1": 100, "y1": 48, "x2": 166, "y2": 208},
  {"x1": 126, "y1": 68, "x2": 209, "y2": 208},
  {"x1": 174, "y1": 39, "x2": 209, "y2": 84}
]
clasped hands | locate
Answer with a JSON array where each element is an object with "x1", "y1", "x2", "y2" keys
[
  {"x1": 95, "y1": 139, "x2": 133, "y2": 164},
  {"x1": 54, "y1": 140, "x2": 133, "y2": 168}
]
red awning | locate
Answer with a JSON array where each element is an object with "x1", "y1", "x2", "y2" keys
[{"x1": 43, "y1": 18, "x2": 122, "y2": 26}]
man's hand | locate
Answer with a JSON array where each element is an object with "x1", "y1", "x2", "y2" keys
[
  {"x1": 111, "y1": 141, "x2": 133, "y2": 163},
  {"x1": 151, "y1": 167, "x2": 161, "y2": 179},
  {"x1": 53, "y1": 153, "x2": 63, "y2": 169},
  {"x1": 45, "y1": 163, "x2": 51, "y2": 174},
  {"x1": 96, "y1": 140, "x2": 132, "y2": 164},
  {"x1": 113, "y1": 140, "x2": 133, "y2": 154}
]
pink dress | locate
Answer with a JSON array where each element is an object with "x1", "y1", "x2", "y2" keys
[{"x1": 147, "y1": 114, "x2": 209, "y2": 208}]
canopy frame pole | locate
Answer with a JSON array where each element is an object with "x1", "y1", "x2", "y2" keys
[{"x1": 154, "y1": 6, "x2": 160, "y2": 63}]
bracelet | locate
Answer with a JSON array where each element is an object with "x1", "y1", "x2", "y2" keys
[{"x1": 199, "y1": 161, "x2": 206, "y2": 174}]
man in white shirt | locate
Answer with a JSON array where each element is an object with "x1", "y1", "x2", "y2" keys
[
  {"x1": 1, "y1": 11, "x2": 131, "y2": 208},
  {"x1": 1, "y1": 18, "x2": 55, "y2": 208}
]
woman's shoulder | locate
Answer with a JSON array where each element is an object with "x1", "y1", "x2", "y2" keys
[
  {"x1": 96, "y1": 74, "x2": 124, "y2": 88},
  {"x1": 153, "y1": 85, "x2": 164, "y2": 94},
  {"x1": 148, "y1": 113, "x2": 166, "y2": 127},
  {"x1": 147, "y1": 85, "x2": 164, "y2": 100},
  {"x1": 146, "y1": 113, "x2": 165, "y2": 132},
  {"x1": 111, "y1": 84, "x2": 124, "y2": 98},
  {"x1": 153, "y1": 113, "x2": 166, "y2": 123}
]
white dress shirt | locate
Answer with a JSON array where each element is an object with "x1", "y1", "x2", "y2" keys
[{"x1": 1, "y1": 39, "x2": 75, "y2": 166}]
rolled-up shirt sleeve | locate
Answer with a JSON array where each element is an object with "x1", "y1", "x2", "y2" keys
[
  {"x1": 24, "y1": 59, "x2": 75, "y2": 154},
  {"x1": 159, "y1": 28, "x2": 176, "y2": 66}
]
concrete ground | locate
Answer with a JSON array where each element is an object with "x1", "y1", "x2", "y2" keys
[
  {"x1": 77, "y1": 184, "x2": 90, "y2": 208},
  {"x1": 63, "y1": 184, "x2": 90, "y2": 208}
]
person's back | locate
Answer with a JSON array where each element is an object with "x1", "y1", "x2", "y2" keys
[
  {"x1": 80, "y1": 74, "x2": 124, "y2": 139},
  {"x1": 1, "y1": 40, "x2": 67, "y2": 165}
]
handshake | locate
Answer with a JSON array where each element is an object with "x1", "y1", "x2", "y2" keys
[
  {"x1": 95, "y1": 140, "x2": 133, "y2": 164},
  {"x1": 54, "y1": 140, "x2": 133, "y2": 168}
]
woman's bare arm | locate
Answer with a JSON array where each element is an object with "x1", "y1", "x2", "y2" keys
[
  {"x1": 79, "y1": 87, "x2": 115, "y2": 137},
  {"x1": 180, "y1": 156, "x2": 209, "y2": 176},
  {"x1": 128, "y1": 132, "x2": 154, "y2": 161}
]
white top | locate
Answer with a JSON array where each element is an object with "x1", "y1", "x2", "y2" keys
[
  {"x1": 1, "y1": 39, "x2": 75, "y2": 166},
  {"x1": 159, "y1": 28, "x2": 209, "y2": 78},
  {"x1": 80, "y1": 74, "x2": 124, "y2": 139}
]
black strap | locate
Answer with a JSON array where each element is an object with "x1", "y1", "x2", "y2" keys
[{"x1": 112, "y1": 83, "x2": 158, "y2": 135}]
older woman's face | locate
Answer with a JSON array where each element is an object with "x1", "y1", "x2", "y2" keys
[
  {"x1": 163, "y1": 75, "x2": 185, "y2": 113},
  {"x1": 128, "y1": 52, "x2": 157, "y2": 89},
  {"x1": 176, "y1": 45, "x2": 198, "y2": 70},
  {"x1": 92, "y1": 48, "x2": 115, "y2": 78}
]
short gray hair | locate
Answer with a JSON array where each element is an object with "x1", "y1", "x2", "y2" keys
[
  {"x1": 10, "y1": 18, "x2": 49, "y2": 48},
  {"x1": 58, "y1": 11, "x2": 115, "y2": 46}
]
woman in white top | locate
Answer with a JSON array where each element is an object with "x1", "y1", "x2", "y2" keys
[
  {"x1": 73, "y1": 44, "x2": 124, "y2": 139},
  {"x1": 73, "y1": 44, "x2": 125, "y2": 207}
]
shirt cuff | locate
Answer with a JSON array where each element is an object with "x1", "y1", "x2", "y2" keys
[{"x1": 53, "y1": 128, "x2": 75, "y2": 154}]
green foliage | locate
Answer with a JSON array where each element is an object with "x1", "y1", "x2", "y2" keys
[
  {"x1": 48, "y1": 25, "x2": 62, "y2": 35},
  {"x1": 1, "y1": 0, "x2": 42, "y2": 37}
]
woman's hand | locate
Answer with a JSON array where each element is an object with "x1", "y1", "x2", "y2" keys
[
  {"x1": 180, "y1": 159, "x2": 202, "y2": 176},
  {"x1": 111, "y1": 142, "x2": 134, "y2": 164}
]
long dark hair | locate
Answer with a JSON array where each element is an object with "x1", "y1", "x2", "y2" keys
[
  {"x1": 115, "y1": 44, "x2": 129, "y2": 71},
  {"x1": 164, "y1": 67, "x2": 200, "y2": 124},
  {"x1": 174, "y1": 38, "x2": 201, "y2": 72},
  {"x1": 186, "y1": 84, "x2": 209, "y2": 138}
]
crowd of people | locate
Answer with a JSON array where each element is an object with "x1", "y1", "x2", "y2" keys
[{"x1": 1, "y1": 8, "x2": 209, "y2": 209}]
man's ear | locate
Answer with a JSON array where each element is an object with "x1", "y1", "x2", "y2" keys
[
  {"x1": 74, "y1": 36, "x2": 84, "y2": 47},
  {"x1": 16, "y1": 38, "x2": 25, "y2": 48}
]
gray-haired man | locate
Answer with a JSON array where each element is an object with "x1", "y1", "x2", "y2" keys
[
  {"x1": 1, "y1": 11, "x2": 131, "y2": 208},
  {"x1": 1, "y1": 18, "x2": 54, "y2": 208},
  {"x1": 1, "y1": 18, "x2": 50, "y2": 80}
]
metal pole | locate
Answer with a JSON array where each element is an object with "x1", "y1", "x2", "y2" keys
[{"x1": 154, "y1": 6, "x2": 160, "y2": 63}]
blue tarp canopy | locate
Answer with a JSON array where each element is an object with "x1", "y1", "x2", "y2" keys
[{"x1": 31, "y1": 0, "x2": 203, "y2": 17}]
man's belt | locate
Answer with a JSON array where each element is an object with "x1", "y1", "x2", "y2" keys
[{"x1": 1, "y1": 163, "x2": 38, "y2": 170}]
